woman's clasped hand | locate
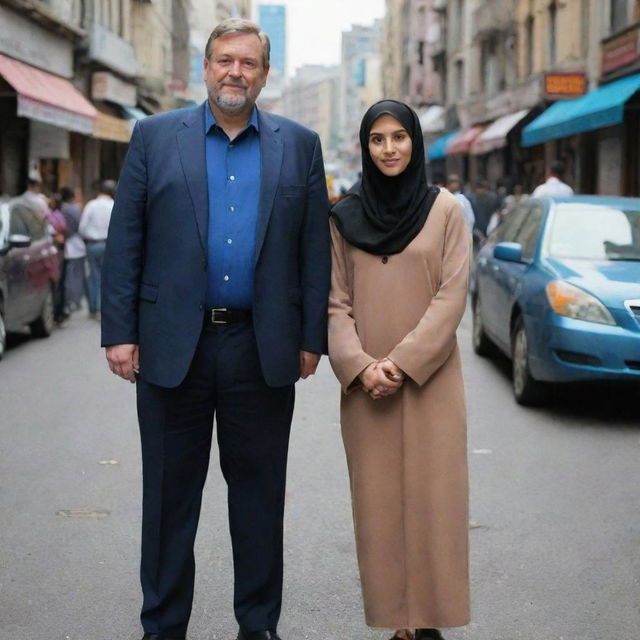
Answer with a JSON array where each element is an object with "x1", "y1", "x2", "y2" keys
[{"x1": 359, "y1": 358, "x2": 405, "y2": 399}]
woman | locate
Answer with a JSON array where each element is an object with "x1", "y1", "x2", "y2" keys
[{"x1": 328, "y1": 100, "x2": 470, "y2": 640}]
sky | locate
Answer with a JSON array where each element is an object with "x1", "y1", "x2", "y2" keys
[{"x1": 259, "y1": 0, "x2": 386, "y2": 76}]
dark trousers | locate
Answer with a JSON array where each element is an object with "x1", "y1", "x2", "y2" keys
[{"x1": 136, "y1": 322, "x2": 295, "y2": 637}]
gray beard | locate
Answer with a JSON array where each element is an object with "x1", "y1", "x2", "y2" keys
[{"x1": 213, "y1": 92, "x2": 249, "y2": 113}]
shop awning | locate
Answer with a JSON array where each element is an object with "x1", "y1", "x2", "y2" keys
[
  {"x1": 93, "y1": 111, "x2": 132, "y2": 143},
  {"x1": 0, "y1": 53, "x2": 96, "y2": 135},
  {"x1": 471, "y1": 109, "x2": 529, "y2": 155},
  {"x1": 446, "y1": 125, "x2": 484, "y2": 155},
  {"x1": 427, "y1": 130, "x2": 458, "y2": 160},
  {"x1": 419, "y1": 105, "x2": 445, "y2": 134},
  {"x1": 522, "y1": 72, "x2": 640, "y2": 147}
]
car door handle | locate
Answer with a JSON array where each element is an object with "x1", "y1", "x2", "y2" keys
[{"x1": 23, "y1": 254, "x2": 31, "y2": 261}]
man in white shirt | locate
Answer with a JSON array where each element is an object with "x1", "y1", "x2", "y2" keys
[
  {"x1": 532, "y1": 161, "x2": 575, "y2": 197},
  {"x1": 21, "y1": 178, "x2": 49, "y2": 219},
  {"x1": 79, "y1": 180, "x2": 116, "y2": 319}
]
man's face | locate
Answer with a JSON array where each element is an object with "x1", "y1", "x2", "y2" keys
[{"x1": 204, "y1": 33, "x2": 269, "y2": 115}]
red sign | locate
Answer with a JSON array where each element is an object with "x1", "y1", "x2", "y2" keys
[
  {"x1": 602, "y1": 28, "x2": 640, "y2": 74},
  {"x1": 544, "y1": 73, "x2": 587, "y2": 98}
]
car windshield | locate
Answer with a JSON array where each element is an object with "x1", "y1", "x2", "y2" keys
[{"x1": 547, "y1": 203, "x2": 640, "y2": 261}]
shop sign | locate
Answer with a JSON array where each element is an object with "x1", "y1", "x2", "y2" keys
[
  {"x1": 92, "y1": 72, "x2": 137, "y2": 107},
  {"x1": 89, "y1": 23, "x2": 139, "y2": 78},
  {"x1": 602, "y1": 27, "x2": 640, "y2": 74},
  {"x1": 29, "y1": 121, "x2": 70, "y2": 160},
  {"x1": 544, "y1": 73, "x2": 586, "y2": 99},
  {"x1": 0, "y1": 5, "x2": 72, "y2": 78}
]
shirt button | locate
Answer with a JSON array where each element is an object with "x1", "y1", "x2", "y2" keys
[
  {"x1": 229, "y1": 175, "x2": 235, "y2": 181},
  {"x1": 223, "y1": 275, "x2": 229, "y2": 281},
  {"x1": 229, "y1": 206, "x2": 235, "y2": 212},
  {"x1": 227, "y1": 238, "x2": 233, "y2": 244},
  {"x1": 382, "y1": 256, "x2": 389, "y2": 264}
]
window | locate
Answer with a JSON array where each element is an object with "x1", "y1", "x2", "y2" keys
[
  {"x1": 494, "y1": 204, "x2": 529, "y2": 243},
  {"x1": 454, "y1": 60, "x2": 464, "y2": 99},
  {"x1": 548, "y1": 2, "x2": 557, "y2": 67},
  {"x1": 525, "y1": 15, "x2": 534, "y2": 76},
  {"x1": 611, "y1": 0, "x2": 630, "y2": 33},
  {"x1": 514, "y1": 204, "x2": 544, "y2": 261}
]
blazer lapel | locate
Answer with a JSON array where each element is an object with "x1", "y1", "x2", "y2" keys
[
  {"x1": 255, "y1": 111, "x2": 283, "y2": 263},
  {"x1": 176, "y1": 103, "x2": 208, "y2": 253}
]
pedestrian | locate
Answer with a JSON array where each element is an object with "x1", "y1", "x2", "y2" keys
[
  {"x1": 101, "y1": 18, "x2": 330, "y2": 640},
  {"x1": 328, "y1": 100, "x2": 470, "y2": 640},
  {"x1": 20, "y1": 177, "x2": 49, "y2": 219},
  {"x1": 467, "y1": 179, "x2": 500, "y2": 238},
  {"x1": 45, "y1": 193, "x2": 68, "y2": 323},
  {"x1": 532, "y1": 160, "x2": 575, "y2": 197},
  {"x1": 79, "y1": 179, "x2": 116, "y2": 320},
  {"x1": 431, "y1": 172, "x2": 474, "y2": 233},
  {"x1": 59, "y1": 186, "x2": 86, "y2": 313}
]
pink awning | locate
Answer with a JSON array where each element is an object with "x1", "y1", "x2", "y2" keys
[
  {"x1": 446, "y1": 125, "x2": 484, "y2": 155},
  {"x1": 0, "y1": 53, "x2": 96, "y2": 135}
]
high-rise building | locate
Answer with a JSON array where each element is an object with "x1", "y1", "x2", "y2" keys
[{"x1": 258, "y1": 4, "x2": 286, "y2": 83}]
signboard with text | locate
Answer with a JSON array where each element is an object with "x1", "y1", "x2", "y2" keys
[
  {"x1": 544, "y1": 73, "x2": 587, "y2": 99},
  {"x1": 602, "y1": 26, "x2": 640, "y2": 75}
]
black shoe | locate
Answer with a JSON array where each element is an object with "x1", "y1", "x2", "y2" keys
[
  {"x1": 415, "y1": 630, "x2": 444, "y2": 640},
  {"x1": 141, "y1": 634, "x2": 186, "y2": 640},
  {"x1": 237, "y1": 629, "x2": 282, "y2": 640}
]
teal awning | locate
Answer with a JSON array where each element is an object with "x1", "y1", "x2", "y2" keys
[
  {"x1": 121, "y1": 106, "x2": 148, "y2": 121},
  {"x1": 427, "y1": 130, "x2": 458, "y2": 160},
  {"x1": 522, "y1": 73, "x2": 640, "y2": 147}
]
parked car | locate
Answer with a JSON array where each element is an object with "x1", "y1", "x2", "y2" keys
[
  {"x1": 0, "y1": 199, "x2": 59, "y2": 359},
  {"x1": 471, "y1": 195, "x2": 640, "y2": 405}
]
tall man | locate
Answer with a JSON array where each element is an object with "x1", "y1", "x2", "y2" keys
[
  {"x1": 101, "y1": 19, "x2": 330, "y2": 640},
  {"x1": 79, "y1": 179, "x2": 116, "y2": 319}
]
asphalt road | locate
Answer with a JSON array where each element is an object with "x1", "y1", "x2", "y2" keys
[{"x1": 0, "y1": 307, "x2": 638, "y2": 640}]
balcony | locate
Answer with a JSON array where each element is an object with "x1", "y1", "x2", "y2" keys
[{"x1": 472, "y1": 0, "x2": 515, "y2": 40}]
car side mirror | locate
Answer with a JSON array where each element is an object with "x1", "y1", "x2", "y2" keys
[
  {"x1": 9, "y1": 234, "x2": 31, "y2": 249},
  {"x1": 494, "y1": 241, "x2": 523, "y2": 263}
]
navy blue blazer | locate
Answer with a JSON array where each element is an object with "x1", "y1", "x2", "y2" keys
[{"x1": 101, "y1": 103, "x2": 331, "y2": 388}]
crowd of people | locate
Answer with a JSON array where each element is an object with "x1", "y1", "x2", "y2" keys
[{"x1": 18, "y1": 178, "x2": 116, "y2": 324}]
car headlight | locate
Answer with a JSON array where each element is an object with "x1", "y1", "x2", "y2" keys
[{"x1": 546, "y1": 281, "x2": 616, "y2": 325}]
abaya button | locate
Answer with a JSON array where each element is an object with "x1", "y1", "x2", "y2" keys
[{"x1": 382, "y1": 256, "x2": 388, "y2": 264}]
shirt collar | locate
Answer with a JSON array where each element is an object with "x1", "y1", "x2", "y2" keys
[{"x1": 205, "y1": 101, "x2": 260, "y2": 136}]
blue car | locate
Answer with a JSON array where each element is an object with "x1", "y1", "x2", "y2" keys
[{"x1": 471, "y1": 195, "x2": 640, "y2": 405}]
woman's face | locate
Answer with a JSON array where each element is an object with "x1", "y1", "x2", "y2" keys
[{"x1": 367, "y1": 114, "x2": 413, "y2": 177}]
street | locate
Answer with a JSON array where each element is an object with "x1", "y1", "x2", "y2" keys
[{"x1": 1, "y1": 308, "x2": 638, "y2": 640}]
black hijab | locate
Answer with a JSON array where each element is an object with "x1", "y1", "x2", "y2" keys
[{"x1": 331, "y1": 99, "x2": 439, "y2": 255}]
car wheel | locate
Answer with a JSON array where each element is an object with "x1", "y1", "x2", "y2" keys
[
  {"x1": 472, "y1": 296, "x2": 495, "y2": 357},
  {"x1": 0, "y1": 307, "x2": 6, "y2": 360},
  {"x1": 30, "y1": 287, "x2": 55, "y2": 338},
  {"x1": 511, "y1": 317, "x2": 548, "y2": 406}
]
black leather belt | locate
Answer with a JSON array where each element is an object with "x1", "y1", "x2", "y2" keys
[{"x1": 206, "y1": 308, "x2": 251, "y2": 324}]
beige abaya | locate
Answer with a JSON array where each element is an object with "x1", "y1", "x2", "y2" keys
[{"x1": 328, "y1": 189, "x2": 470, "y2": 629}]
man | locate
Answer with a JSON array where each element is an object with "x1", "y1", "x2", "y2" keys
[
  {"x1": 467, "y1": 179, "x2": 501, "y2": 238},
  {"x1": 20, "y1": 177, "x2": 49, "y2": 219},
  {"x1": 79, "y1": 179, "x2": 116, "y2": 320},
  {"x1": 102, "y1": 19, "x2": 330, "y2": 640},
  {"x1": 446, "y1": 174, "x2": 475, "y2": 233},
  {"x1": 532, "y1": 160, "x2": 575, "y2": 197}
]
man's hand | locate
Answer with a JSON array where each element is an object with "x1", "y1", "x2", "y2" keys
[
  {"x1": 299, "y1": 350, "x2": 321, "y2": 379},
  {"x1": 105, "y1": 344, "x2": 139, "y2": 383}
]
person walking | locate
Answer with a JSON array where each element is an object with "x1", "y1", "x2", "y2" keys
[
  {"x1": 59, "y1": 186, "x2": 86, "y2": 312},
  {"x1": 328, "y1": 100, "x2": 470, "y2": 640},
  {"x1": 45, "y1": 193, "x2": 68, "y2": 323},
  {"x1": 79, "y1": 180, "x2": 116, "y2": 320},
  {"x1": 101, "y1": 18, "x2": 330, "y2": 640},
  {"x1": 532, "y1": 160, "x2": 574, "y2": 197}
]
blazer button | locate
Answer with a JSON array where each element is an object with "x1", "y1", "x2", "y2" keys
[
  {"x1": 382, "y1": 256, "x2": 388, "y2": 264},
  {"x1": 199, "y1": 304, "x2": 203, "y2": 311}
]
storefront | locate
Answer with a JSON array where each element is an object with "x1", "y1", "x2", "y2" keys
[
  {"x1": 522, "y1": 72, "x2": 640, "y2": 196},
  {"x1": 0, "y1": 5, "x2": 93, "y2": 197}
]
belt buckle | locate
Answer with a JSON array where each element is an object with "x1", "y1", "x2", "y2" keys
[{"x1": 211, "y1": 307, "x2": 228, "y2": 324}]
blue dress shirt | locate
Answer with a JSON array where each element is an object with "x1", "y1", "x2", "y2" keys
[{"x1": 205, "y1": 103, "x2": 261, "y2": 309}]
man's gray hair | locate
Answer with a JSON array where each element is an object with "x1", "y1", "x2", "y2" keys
[{"x1": 205, "y1": 18, "x2": 271, "y2": 68}]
